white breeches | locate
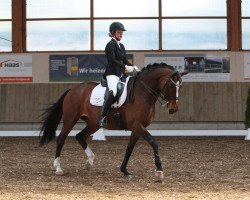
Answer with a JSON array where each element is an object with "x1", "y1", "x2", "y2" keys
[{"x1": 106, "y1": 75, "x2": 119, "y2": 97}]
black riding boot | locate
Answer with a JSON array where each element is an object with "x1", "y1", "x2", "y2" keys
[{"x1": 98, "y1": 90, "x2": 115, "y2": 127}]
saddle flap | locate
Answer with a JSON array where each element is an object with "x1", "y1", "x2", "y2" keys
[{"x1": 90, "y1": 76, "x2": 131, "y2": 108}]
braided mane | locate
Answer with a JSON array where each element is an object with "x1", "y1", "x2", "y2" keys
[{"x1": 141, "y1": 62, "x2": 175, "y2": 72}]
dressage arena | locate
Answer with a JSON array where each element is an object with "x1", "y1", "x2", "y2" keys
[
  {"x1": 0, "y1": 135, "x2": 249, "y2": 200},
  {"x1": 2, "y1": 0, "x2": 250, "y2": 199}
]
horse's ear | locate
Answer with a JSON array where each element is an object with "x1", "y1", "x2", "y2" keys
[
  {"x1": 171, "y1": 70, "x2": 179, "y2": 77},
  {"x1": 180, "y1": 70, "x2": 189, "y2": 76}
]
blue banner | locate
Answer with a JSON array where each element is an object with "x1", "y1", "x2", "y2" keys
[{"x1": 49, "y1": 54, "x2": 133, "y2": 82}]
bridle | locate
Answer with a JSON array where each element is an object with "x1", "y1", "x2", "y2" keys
[
  {"x1": 140, "y1": 71, "x2": 182, "y2": 106},
  {"x1": 162, "y1": 73, "x2": 182, "y2": 101}
]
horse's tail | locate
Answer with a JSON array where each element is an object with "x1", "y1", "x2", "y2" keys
[{"x1": 39, "y1": 89, "x2": 71, "y2": 146}]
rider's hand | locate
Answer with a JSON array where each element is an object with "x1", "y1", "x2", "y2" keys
[
  {"x1": 133, "y1": 66, "x2": 140, "y2": 72},
  {"x1": 125, "y1": 65, "x2": 134, "y2": 73}
]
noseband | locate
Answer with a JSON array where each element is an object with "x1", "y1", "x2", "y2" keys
[
  {"x1": 162, "y1": 75, "x2": 182, "y2": 101},
  {"x1": 140, "y1": 71, "x2": 182, "y2": 106}
]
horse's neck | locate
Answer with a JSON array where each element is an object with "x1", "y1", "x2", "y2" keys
[
  {"x1": 136, "y1": 72, "x2": 162, "y2": 104},
  {"x1": 139, "y1": 72, "x2": 162, "y2": 93}
]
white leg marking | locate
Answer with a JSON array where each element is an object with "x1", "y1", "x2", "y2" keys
[
  {"x1": 176, "y1": 81, "x2": 180, "y2": 102},
  {"x1": 155, "y1": 170, "x2": 164, "y2": 183},
  {"x1": 85, "y1": 146, "x2": 95, "y2": 170},
  {"x1": 54, "y1": 157, "x2": 63, "y2": 175}
]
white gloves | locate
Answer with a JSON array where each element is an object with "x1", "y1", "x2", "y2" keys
[
  {"x1": 133, "y1": 65, "x2": 140, "y2": 72},
  {"x1": 125, "y1": 65, "x2": 134, "y2": 73},
  {"x1": 125, "y1": 65, "x2": 140, "y2": 73}
]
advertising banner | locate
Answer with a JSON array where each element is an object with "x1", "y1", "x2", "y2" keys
[
  {"x1": 144, "y1": 54, "x2": 230, "y2": 82},
  {"x1": 49, "y1": 54, "x2": 133, "y2": 82},
  {"x1": 0, "y1": 55, "x2": 32, "y2": 82}
]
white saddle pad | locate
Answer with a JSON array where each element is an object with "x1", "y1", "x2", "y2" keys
[{"x1": 90, "y1": 76, "x2": 131, "y2": 108}]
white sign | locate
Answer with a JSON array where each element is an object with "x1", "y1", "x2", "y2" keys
[
  {"x1": 0, "y1": 55, "x2": 32, "y2": 82},
  {"x1": 144, "y1": 54, "x2": 230, "y2": 82}
]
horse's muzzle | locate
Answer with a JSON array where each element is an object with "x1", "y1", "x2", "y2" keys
[
  {"x1": 168, "y1": 101, "x2": 178, "y2": 114},
  {"x1": 169, "y1": 108, "x2": 177, "y2": 114}
]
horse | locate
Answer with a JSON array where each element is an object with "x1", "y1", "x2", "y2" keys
[{"x1": 39, "y1": 62, "x2": 188, "y2": 182}]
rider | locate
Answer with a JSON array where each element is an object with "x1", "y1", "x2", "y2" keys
[{"x1": 98, "y1": 22, "x2": 139, "y2": 127}]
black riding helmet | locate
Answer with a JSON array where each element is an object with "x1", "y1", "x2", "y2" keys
[{"x1": 109, "y1": 22, "x2": 126, "y2": 35}]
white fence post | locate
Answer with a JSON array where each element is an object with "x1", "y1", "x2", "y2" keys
[{"x1": 245, "y1": 129, "x2": 250, "y2": 140}]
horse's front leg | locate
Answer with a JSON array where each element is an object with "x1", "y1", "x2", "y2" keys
[
  {"x1": 142, "y1": 132, "x2": 164, "y2": 182},
  {"x1": 120, "y1": 131, "x2": 139, "y2": 178},
  {"x1": 131, "y1": 122, "x2": 163, "y2": 182}
]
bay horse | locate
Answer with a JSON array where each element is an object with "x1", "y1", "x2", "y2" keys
[{"x1": 39, "y1": 63, "x2": 187, "y2": 182}]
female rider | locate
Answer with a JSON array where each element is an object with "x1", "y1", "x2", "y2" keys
[{"x1": 99, "y1": 22, "x2": 139, "y2": 127}]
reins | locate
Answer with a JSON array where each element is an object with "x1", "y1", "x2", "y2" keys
[
  {"x1": 139, "y1": 70, "x2": 182, "y2": 106},
  {"x1": 139, "y1": 80, "x2": 169, "y2": 106}
]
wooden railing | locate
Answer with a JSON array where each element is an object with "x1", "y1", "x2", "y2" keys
[{"x1": 0, "y1": 82, "x2": 249, "y2": 123}]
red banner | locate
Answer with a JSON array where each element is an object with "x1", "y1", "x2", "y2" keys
[{"x1": 0, "y1": 77, "x2": 33, "y2": 82}]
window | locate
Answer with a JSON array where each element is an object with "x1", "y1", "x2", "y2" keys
[
  {"x1": 162, "y1": 0, "x2": 227, "y2": 50},
  {"x1": 0, "y1": 0, "x2": 12, "y2": 52},
  {"x1": 162, "y1": 19, "x2": 227, "y2": 50},
  {"x1": 94, "y1": 0, "x2": 158, "y2": 50},
  {"x1": 27, "y1": 21, "x2": 90, "y2": 51},
  {"x1": 94, "y1": 0, "x2": 158, "y2": 17},
  {"x1": 94, "y1": 20, "x2": 158, "y2": 50},
  {"x1": 242, "y1": 0, "x2": 250, "y2": 50},
  {"x1": 26, "y1": 0, "x2": 90, "y2": 51},
  {"x1": 162, "y1": 0, "x2": 226, "y2": 16},
  {"x1": 27, "y1": 0, "x2": 90, "y2": 18},
  {"x1": 22, "y1": 0, "x2": 230, "y2": 51}
]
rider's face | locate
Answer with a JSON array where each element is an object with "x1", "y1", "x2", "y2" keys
[{"x1": 114, "y1": 30, "x2": 123, "y2": 41}]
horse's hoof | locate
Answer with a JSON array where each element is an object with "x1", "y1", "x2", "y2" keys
[
  {"x1": 124, "y1": 174, "x2": 133, "y2": 181},
  {"x1": 154, "y1": 170, "x2": 164, "y2": 183},
  {"x1": 55, "y1": 169, "x2": 63, "y2": 176},
  {"x1": 85, "y1": 161, "x2": 92, "y2": 171}
]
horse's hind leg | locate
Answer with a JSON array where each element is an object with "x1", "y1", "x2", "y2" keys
[
  {"x1": 54, "y1": 120, "x2": 77, "y2": 175},
  {"x1": 75, "y1": 123, "x2": 99, "y2": 170}
]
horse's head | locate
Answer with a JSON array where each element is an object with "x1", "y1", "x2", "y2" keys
[
  {"x1": 137, "y1": 63, "x2": 188, "y2": 114},
  {"x1": 160, "y1": 70, "x2": 188, "y2": 114}
]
